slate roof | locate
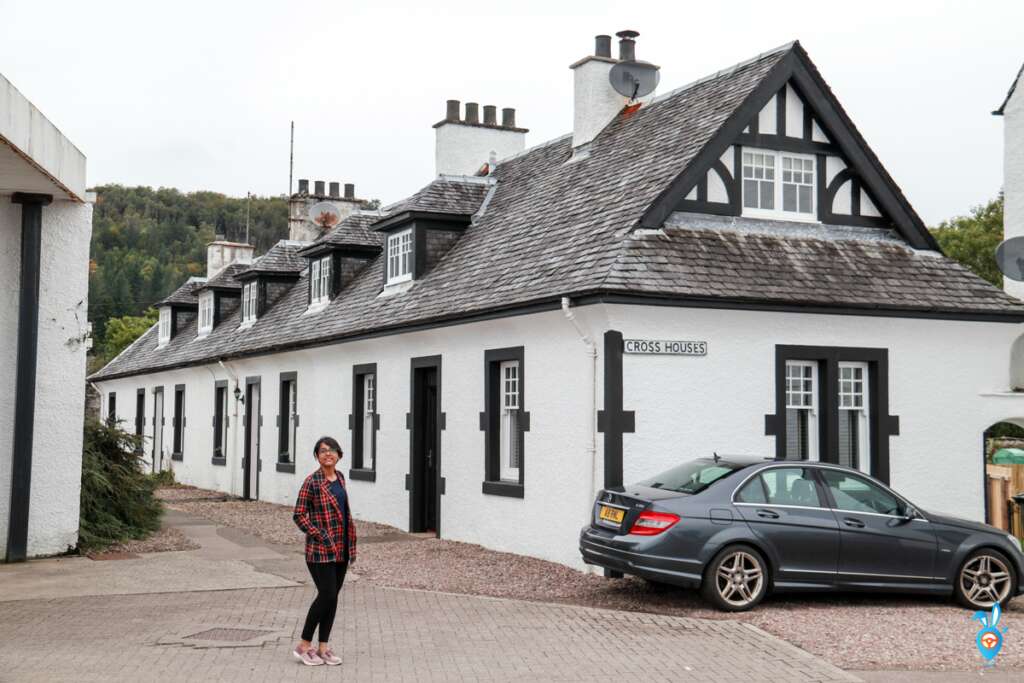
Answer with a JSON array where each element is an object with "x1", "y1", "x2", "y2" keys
[
  {"x1": 200, "y1": 263, "x2": 248, "y2": 291},
  {"x1": 237, "y1": 240, "x2": 308, "y2": 277},
  {"x1": 91, "y1": 43, "x2": 1024, "y2": 381},
  {"x1": 155, "y1": 278, "x2": 206, "y2": 307},
  {"x1": 382, "y1": 177, "x2": 493, "y2": 217},
  {"x1": 301, "y1": 212, "x2": 386, "y2": 254}
]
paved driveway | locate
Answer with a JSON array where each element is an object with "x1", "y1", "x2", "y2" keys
[{"x1": 0, "y1": 511, "x2": 858, "y2": 682}]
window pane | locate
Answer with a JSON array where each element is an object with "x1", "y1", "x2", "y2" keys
[
  {"x1": 838, "y1": 409, "x2": 860, "y2": 469},
  {"x1": 760, "y1": 181, "x2": 774, "y2": 209},
  {"x1": 798, "y1": 185, "x2": 813, "y2": 213},
  {"x1": 761, "y1": 467, "x2": 821, "y2": 507},
  {"x1": 783, "y1": 184, "x2": 796, "y2": 212},
  {"x1": 785, "y1": 408, "x2": 809, "y2": 459},
  {"x1": 736, "y1": 477, "x2": 768, "y2": 504},
  {"x1": 743, "y1": 179, "x2": 759, "y2": 208},
  {"x1": 822, "y1": 470, "x2": 901, "y2": 515}
]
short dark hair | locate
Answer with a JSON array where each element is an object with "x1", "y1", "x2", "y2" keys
[{"x1": 313, "y1": 436, "x2": 343, "y2": 459}]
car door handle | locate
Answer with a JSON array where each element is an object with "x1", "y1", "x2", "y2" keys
[
  {"x1": 842, "y1": 517, "x2": 865, "y2": 528},
  {"x1": 756, "y1": 509, "x2": 780, "y2": 519}
]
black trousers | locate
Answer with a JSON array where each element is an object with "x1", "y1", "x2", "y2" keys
[{"x1": 302, "y1": 561, "x2": 348, "y2": 643}]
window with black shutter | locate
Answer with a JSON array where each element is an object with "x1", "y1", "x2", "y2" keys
[
  {"x1": 350, "y1": 363, "x2": 378, "y2": 481},
  {"x1": 480, "y1": 347, "x2": 528, "y2": 498},
  {"x1": 172, "y1": 384, "x2": 185, "y2": 461}
]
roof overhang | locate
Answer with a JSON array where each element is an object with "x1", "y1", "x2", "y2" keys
[
  {"x1": 371, "y1": 210, "x2": 472, "y2": 232},
  {"x1": 297, "y1": 242, "x2": 382, "y2": 259},
  {"x1": 0, "y1": 73, "x2": 87, "y2": 202}
]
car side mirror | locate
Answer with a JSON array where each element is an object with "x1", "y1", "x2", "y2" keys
[{"x1": 901, "y1": 506, "x2": 919, "y2": 522}]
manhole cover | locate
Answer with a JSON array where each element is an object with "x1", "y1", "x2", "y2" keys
[{"x1": 184, "y1": 628, "x2": 271, "y2": 642}]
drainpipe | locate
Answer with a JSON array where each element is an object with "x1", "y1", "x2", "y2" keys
[
  {"x1": 561, "y1": 297, "x2": 599, "y2": 552},
  {"x1": 218, "y1": 359, "x2": 243, "y2": 496}
]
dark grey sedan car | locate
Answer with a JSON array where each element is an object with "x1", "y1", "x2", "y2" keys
[{"x1": 579, "y1": 457, "x2": 1024, "y2": 611}]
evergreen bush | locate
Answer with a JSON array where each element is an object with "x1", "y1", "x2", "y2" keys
[{"x1": 79, "y1": 418, "x2": 162, "y2": 551}]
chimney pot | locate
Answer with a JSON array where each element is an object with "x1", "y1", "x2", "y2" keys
[
  {"x1": 298, "y1": 179, "x2": 309, "y2": 194},
  {"x1": 446, "y1": 99, "x2": 461, "y2": 121},
  {"x1": 465, "y1": 102, "x2": 479, "y2": 124},
  {"x1": 483, "y1": 105, "x2": 497, "y2": 126},
  {"x1": 344, "y1": 183, "x2": 355, "y2": 199},
  {"x1": 595, "y1": 35, "x2": 612, "y2": 58},
  {"x1": 329, "y1": 182, "x2": 340, "y2": 198},
  {"x1": 501, "y1": 107, "x2": 516, "y2": 128},
  {"x1": 314, "y1": 180, "x2": 325, "y2": 196},
  {"x1": 617, "y1": 29, "x2": 638, "y2": 62}
]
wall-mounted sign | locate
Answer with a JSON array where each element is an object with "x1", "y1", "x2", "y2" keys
[{"x1": 624, "y1": 339, "x2": 708, "y2": 356}]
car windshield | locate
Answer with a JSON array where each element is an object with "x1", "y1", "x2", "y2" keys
[{"x1": 634, "y1": 459, "x2": 744, "y2": 495}]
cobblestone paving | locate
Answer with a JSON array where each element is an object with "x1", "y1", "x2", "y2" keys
[{"x1": 0, "y1": 582, "x2": 857, "y2": 682}]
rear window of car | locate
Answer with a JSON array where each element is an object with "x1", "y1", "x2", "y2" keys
[{"x1": 635, "y1": 459, "x2": 743, "y2": 494}]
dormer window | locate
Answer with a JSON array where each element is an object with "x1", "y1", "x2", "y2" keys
[
  {"x1": 157, "y1": 307, "x2": 171, "y2": 346},
  {"x1": 310, "y1": 255, "x2": 332, "y2": 306},
  {"x1": 386, "y1": 229, "x2": 413, "y2": 285},
  {"x1": 241, "y1": 282, "x2": 258, "y2": 325},
  {"x1": 198, "y1": 291, "x2": 214, "y2": 336},
  {"x1": 742, "y1": 149, "x2": 815, "y2": 220}
]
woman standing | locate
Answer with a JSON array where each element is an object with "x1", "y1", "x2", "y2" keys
[{"x1": 292, "y1": 436, "x2": 358, "y2": 666}]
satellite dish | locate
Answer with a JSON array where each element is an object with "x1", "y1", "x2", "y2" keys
[
  {"x1": 609, "y1": 60, "x2": 660, "y2": 100},
  {"x1": 997, "y1": 237, "x2": 1024, "y2": 282},
  {"x1": 308, "y1": 201, "x2": 342, "y2": 230}
]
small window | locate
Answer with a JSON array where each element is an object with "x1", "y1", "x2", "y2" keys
[
  {"x1": 759, "y1": 467, "x2": 821, "y2": 507},
  {"x1": 278, "y1": 374, "x2": 298, "y2": 464},
  {"x1": 637, "y1": 459, "x2": 741, "y2": 494},
  {"x1": 838, "y1": 362, "x2": 870, "y2": 474},
  {"x1": 742, "y1": 149, "x2": 816, "y2": 219},
  {"x1": 785, "y1": 361, "x2": 818, "y2": 461},
  {"x1": 482, "y1": 347, "x2": 528, "y2": 497},
  {"x1": 213, "y1": 383, "x2": 228, "y2": 459},
  {"x1": 311, "y1": 256, "x2": 332, "y2": 305},
  {"x1": 386, "y1": 229, "x2": 413, "y2": 284},
  {"x1": 198, "y1": 291, "x2": 214, "y2": 336},
  {"x1": 821, "y1": 469, "x2": 902, "y2": 516},
  {"x1": 172, "y1": 385, "x2": 185, "y2": 459},
  {"x1": 241, "y1": 282, "x2": 258, "y2": 324},
  {"x1": 736, "y1": 477, "x2": 768, "y2": 504},
  {"x1": 742, "y1": 151, "x2": 775, "y2": 210},
  {"x1": 782, "y1": 156, "x2": 814, "y2": 214},
  {"x1": 499, "y1": 361, "x2": 521, "y2": 482},
  {"x1": 107, "y1": 392, "x2": 117, "y2": 425},
  {"x1": 158, "y1": 307, "x2": 171, "y2": 346},
  {"x1": 352, "y1": 365, "x2": 377, "y2": 476},
  {"x1": 135, "y1": 389, "x2": 146, "y2": 452}
]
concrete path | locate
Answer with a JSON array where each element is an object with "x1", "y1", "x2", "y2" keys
[{"x1": 0, "y1": 510, "x2": 861, "y2": 682}]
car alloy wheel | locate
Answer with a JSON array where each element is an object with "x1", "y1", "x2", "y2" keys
[
  {"x1": 714, "y1": 549, "x2": 765, "y2": 609},
  {"x1": 959, "y1": 553, "x2": 1013, "y2": 608}
]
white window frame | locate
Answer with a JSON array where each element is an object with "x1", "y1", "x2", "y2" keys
[
  {"x1": 386, "y1": 229, "x2": 413, "y2": 285},
  {"x1": 838, "y1": 361, "x2": 871, "y2": 475},
  {"x1": 157, "y1": 307, "x2": 171, "y2": 346},
  {"x1": 362, "y1": 373, "x2": 375, "y2": 470},
  {"x1": 241, "y1": 282, "x2": 258, "y2": 326},
  {"x1": 784, "y1": 360, "x2": 819, "y2": 462},
  {"x1": 310, "y1": 255, "x2": 332, "y2": 306},
  {"x1": 198, "y1": 291, "x2": 214, "y2": 337},
  {"x1": 742, "y1": 148, "x2": 817, "y2": 222},
  {"x1": 499, "y1": 360, "x2": 521, "y2": 482}
]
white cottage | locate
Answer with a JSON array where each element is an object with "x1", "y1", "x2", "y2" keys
[
  {"x1": 1, "y1": 73, "x2": 93, "y2": 561},
  {"x1": 92, "y1": 34, "x2": 1024, "y2": 569}
]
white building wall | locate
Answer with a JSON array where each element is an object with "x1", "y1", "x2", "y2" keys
[
  {"x1": 0, "y1": 197, "x2": 93, "y2": 559},
  {"x1": 1004, "y1": 81, "x2": 1024, "y2": 300},
  {"x1": 609, "y1": 304, "x2": 1024, "y2": 524}
]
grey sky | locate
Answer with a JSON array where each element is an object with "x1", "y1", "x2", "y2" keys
[{"x1": 3, "y1": 0, "x2": 1021, "y2": 226}]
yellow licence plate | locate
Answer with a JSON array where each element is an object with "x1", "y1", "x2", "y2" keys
[{"x1": 598, "y1": 505, "x2": 625, "y2": 524}]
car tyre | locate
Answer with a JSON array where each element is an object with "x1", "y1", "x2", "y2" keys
[
  {"x1": 954, "y1": 548, "x2": 1017, "y2": 610},
  {"x1": 701, "y1": 544, "x2": 769, "y2": 612}
]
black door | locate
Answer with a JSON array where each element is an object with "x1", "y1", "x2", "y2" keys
[
  {"x1": 734, "y1": 465, "x2": 839, "y2": 585},
  {"x1": 243, "y1": 379, "x2": 261, "y2": 501},
  {"x1": 410, "y1": 360, "x2": 441, "y2": 535},
  {"x1": 818, "y1": 468, "x2": 938, "y2": 585}
]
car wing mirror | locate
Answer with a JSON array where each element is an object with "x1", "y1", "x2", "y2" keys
[{"x1": 901, "y1": 506, "x2": 919, "y2": 522}]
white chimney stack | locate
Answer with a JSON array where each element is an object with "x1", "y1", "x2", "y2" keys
[
  {"x1": 571, "y1": 31, "x2": 658, "y2": 149},
  {"x1": 434, "y1": 100, "x2": 527, "y2": 176},
  {"x1": 206, "y1": 240, "x2": 254, "y2": 279}
]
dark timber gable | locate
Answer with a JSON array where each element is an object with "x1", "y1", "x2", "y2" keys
[{"x1": 642, "y1": 42, "x2": 940, "y2": 251}]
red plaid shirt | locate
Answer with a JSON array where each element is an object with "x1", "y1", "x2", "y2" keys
[{"x1": 293, "y1": 469, "x2": 358, "y2": 563}]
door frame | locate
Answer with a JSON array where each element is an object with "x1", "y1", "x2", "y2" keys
[
  {"x1": 408, "y1": 355, "x2": 443, "y2": 537},
  {"x1": 151, "y1": 386, "x2": 164, "y2": 473},
  {"x1": 243, "y1": 376, "x2": 262, "y2": 501}
]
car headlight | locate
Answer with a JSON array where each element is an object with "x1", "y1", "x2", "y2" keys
[{"x1": 1007, "y1": 534, "x2": 1023, "y2": 555}]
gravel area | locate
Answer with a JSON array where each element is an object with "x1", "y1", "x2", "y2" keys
[
  {"x1": 159, "y1": 486, "x2": 1022, "y2": 671},
  {"x1": 85, "y1": 527, "x2": 200, "y2": 557}
]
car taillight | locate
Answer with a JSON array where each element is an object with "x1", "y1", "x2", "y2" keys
[{"x1": 627, "y1": 510, "x2": 680, "y2": 535}]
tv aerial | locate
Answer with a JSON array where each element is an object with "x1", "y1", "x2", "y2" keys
[
  {"x1": 995, "y1": 236, "x2": 1024, "y2": 281},
  {"x1": 308, "y1": 201, "x2": 342, "y2": 230},
  {"x1": 608, "y1": 30, "x2": 660, "y2": 101}
]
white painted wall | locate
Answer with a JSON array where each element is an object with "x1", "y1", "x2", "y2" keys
[
  {"x1": 571, "y1": 57, "x2": 629, "y2": 150},
  {"x1": 435, "y1": 123, "x2": 525, "y2": 177},
  {"x1": 0, "y1": 196, "x2": 92, "y2": 559},
  {"x1": 609, "y1": 304, "x2": 1024, "y2": 524},
  {"x1": 1004, "y1": 79, "x2": 1024, "y2": 300}
]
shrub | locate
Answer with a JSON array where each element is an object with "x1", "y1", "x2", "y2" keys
[{"x1": 79, "y1": 418, "x2": 162, "y2": 551}]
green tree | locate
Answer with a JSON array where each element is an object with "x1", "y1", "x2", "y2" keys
[
  {"x1": 98, "y1": 308, "x2": 159, "y2": 365},
  {"x1": 930, "y1": 195, "x2": 1004, "y2": 287}
]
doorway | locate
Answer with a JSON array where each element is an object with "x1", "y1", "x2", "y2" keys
[
  {"x1": 244, "y1": 377, "x2": 262, "y2": 501},
  {"x1": 152, "y1": 387, "x2": 164, "y2": 473},
  {"x1": 409, "y1": 356, "x2": 442, "y2": 535}
]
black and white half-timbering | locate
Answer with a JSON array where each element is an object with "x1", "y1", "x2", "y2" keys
[{"x1": 91, "y1": 35, "x2": 1024, "y2": 569}]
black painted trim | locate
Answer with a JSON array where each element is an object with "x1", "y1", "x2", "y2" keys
[
  {"x1": 278, "y1": 371, "x2": 298, "y2": 465},
  {"x1": 151, "y1": 385, "x2": 164, "y2": 473},
  {"x1": 408, "y1": 355, "x2": 443, "y2": 537},
  {"x1": 243, "y1": 375, "x2": 262, "y2": 499},
  {"x1": 481, "y1": 346, "x2": 528, "y2": 496},
  {"x1": 351, "y1": 362, "x2": 378, "y2": 476},
  {"x1": 348, "y1": 468, "x2": 377, "y2": 482},
  {"x1": 6, "y1": 194, "x2": 49, "y2": 562},
  {"x1": 763, "y1": 345, "x2": 899, "y2": 484},
  {"x1": 372, "y1": 210, "x2": 472, "y2": 233},
  {"x1": 735, "y1": 133, "x2": 836, "y2": 155},
  {"x1": 276, "y1": 462, "x2": 296, "y2": 474},
  {"x1": 775, "y1": 85, "x2": 786, "y2": 138},
  {"x1": 597, "y1": 331, "x2": 634, "y2": 489},
  {"x1": 172, "y1": 383, "x2": 185, "y2": 460},
  {"x1": 211, "y1": 456, "x2": 227, "y2": 466},
  {"x1": 213, "y1": 379, "x2": 228, "y2": 459},
  {"x1": 135, "y1": 388, "x2": 146, "y2": 453},
  {"x1": 803, "y1": 103, "x2": 813, "y2": 140}
]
